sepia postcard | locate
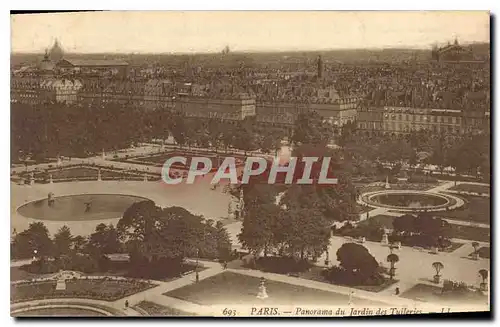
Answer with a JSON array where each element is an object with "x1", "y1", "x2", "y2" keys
[{"x1": 10, "y1": 11, "x2": 491, "y2": 318}]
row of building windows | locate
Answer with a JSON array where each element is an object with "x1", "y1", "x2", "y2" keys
[{"x1": 384, "y1": 113, "x2": 461, "y2": 124}]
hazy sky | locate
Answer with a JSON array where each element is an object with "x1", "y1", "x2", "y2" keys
[{"x1": 11, "y1": 11, "x2": 490, "y2": 53}]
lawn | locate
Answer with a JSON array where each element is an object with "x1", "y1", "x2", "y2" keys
[
  {"x1": 469, "y1": 247, "x2": 490, "y2": 259},
  {"x1": 359, "y1": 215, "x2": 489, "y2": 243},
  {"x1": 113, "y1": 151, "x2": 242, "y2": 169},
  {"x1": 359, "y1": 215, "x2": 396, "y2": 229},
  {"x1": 11, "y1": 267, "x2": 51, "y2": 282},
  {"x1": 449, "y1": 225, "x2": 490, "y2": 242},
  {"x1": 164, "y1": 271, "x2": 389, "y2": 307},
  {"x1": 400, "y1": 283, "x2": 488, "y2": 306},
  {"x1": 134, "y1": 301, "x2": 193, "y2": 316},
  {"x1": 448, "y1": 184, "x2": 490, "y2": 195},
  {"x1": 11, "y1": 279, "x2": 156, "y2": 303},
  {"x1": 435, "y1": 194, "x2": 490, "y2": 225},
  {"x1": 13, "y1": 307, "x2": 107, "y2": 316},
  {"x1": 300, "y1": 266, "x2": 398, "y2": 293},
  {"x1": 442, "y1": 242, "x2": 465, "y2": 253}
]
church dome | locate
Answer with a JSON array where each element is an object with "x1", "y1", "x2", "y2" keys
[
  {"x1": 39, "y1": 50, "x2": 55, "y2": 72},
  {"x1": 49, "y1": 39, "x2": 64, "y2": 63}
]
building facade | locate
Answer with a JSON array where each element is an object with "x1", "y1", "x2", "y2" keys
[
  {"x1": 179, "y1": 93, "x2": 256, "y2": 122},
  {"x1": 357, "y1": 105, "x2": 490, "y2": 135}
]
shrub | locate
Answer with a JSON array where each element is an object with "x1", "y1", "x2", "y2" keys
[
  {"x1": 322, "y1": 265, "x2": 386, "y2": 286},
  {"x1": 442, "y1": 279, "x2": 471, "y2": 294},
  {"x1": 408, "y1": 174, "x2": 438, "y2": 184},
  {"x1": 252, "y1": 256, "x2": 312, "y2": 274}
]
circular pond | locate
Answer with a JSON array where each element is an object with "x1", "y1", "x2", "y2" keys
[
  {"x1": 362, "y1": 191, "x2": 456, "y2": 211},
  {"x1": 17, "y1": 194, "x2": 150, "y2": 221},
  {"x1": 371, "y1": 193, "x2": 448, "y2": 208}
]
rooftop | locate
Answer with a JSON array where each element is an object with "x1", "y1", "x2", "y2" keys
[{"x1": 58, "y1": 59, "x2": 129, "y2": 67}]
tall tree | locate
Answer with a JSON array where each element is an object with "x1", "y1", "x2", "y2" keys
[
  {"x1": 53, "y1": 225, "x2": 73, "y2": 258},
  {"x1": 11, "y1": 222, "x2": 53, "y2": 259}
]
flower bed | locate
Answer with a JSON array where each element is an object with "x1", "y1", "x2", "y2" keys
[
  {"x1": 14, "y1": 164, "x2": 161, "y2": 183},
  {"x1": 11, "y1": 278, "x2": 156, "y2": 303},
  {"x1": 133, "y1": 301, "x2": 192, "y2": 316},
  {"x1": 448, "y1": 184, "x2": 490, "y2": 195}
]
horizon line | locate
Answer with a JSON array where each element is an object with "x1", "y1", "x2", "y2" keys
[{"x1": 11, "y1": 42, "x2": 490, "y2": 56}]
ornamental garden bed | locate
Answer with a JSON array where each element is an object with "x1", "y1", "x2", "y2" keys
[
  {"x1": 111, "y1": 151, "x2": 245, "y2": 169},
  {"x1": 133, "y1": 301, "x2": 192, "y2": 316},
  {"x1": 400, "y1": 283, "x2": 488, "y2": 306},
  {"x1": 10, "y1": 278, "x2": 156, "y2": 303},
  {"x1": 435, "y1": 194, "x2": 490, "y2": 225},
  {"x1": 448, "y1": 184, "x2": 490, "y2": 195},
  {"x1": 302, "y1": 266, "x2": 398, "y2": 293},
  {"x1": 164, "y1": 271, "x2": 389, "y2": 307},
  {"x1": 15, "y1": 165, "x2": 161, "y2": 183},
  {"x1": 12, "y1": 300, "x2": 125, "y2": 316},
  {"x1": 469, "y1": 247, "x2": 490, "y2": 259}
]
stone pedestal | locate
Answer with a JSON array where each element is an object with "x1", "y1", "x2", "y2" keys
[
  {"x1": 97, "y1": 169, "x2": 102, "y2": 181},
  {"x1": 56, "y1": 279, "x2": 67, "y2": 291},
  {"x1": 257, "y1": 285, "x2": 268, "y2": 299},
  {"x1": 257, "y1": 278, "x2": 269, "y2": 299},
  {"x1": 385, "y1": 176, "x2": 391, "y2": 189},
  {"x1": 381, "y1": 233, "x2": 389, "y2": 245}
]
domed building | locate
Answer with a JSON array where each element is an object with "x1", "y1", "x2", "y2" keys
[
  {"x1": 48, "y1": 39, "x2": 64, "y2": 63},
  {"x1": 39, "y1": 50, "x2": 55, "y2": 74}
]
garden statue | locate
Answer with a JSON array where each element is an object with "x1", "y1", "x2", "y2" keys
[
  {"x1": 97, "y1": 168, "x2": 102, "y2": 181},
  {"x1": 385, "y1": 176, "x2": 390, "y2": 189},
  {"x1": 144, "y1": 173, "x2": 148, "y2": 182},
  {"x1": 84, "y1": 201, "x2": 92, "y2": 213},
  {"x1": 257, "y1": 277, "x2": 269, "y2": 299},
  {"x1": 30, "y1": 172, "x2": 35, "y2": 186},
  {"x1": 49, "y1": 173, "x2": 53, "y2": 184},
  {"x1": 102, "y1": 149, "x2": 106, "y2": 160},
  {"x1": 381, "y1": 230, "x2": 389, "y2": 245},
  {"x1": 348, "y1": 291, "x2": 355, "y2": 306},
  {"x1": 48, "y1": 192, "x2": 55, "y2": 206}
]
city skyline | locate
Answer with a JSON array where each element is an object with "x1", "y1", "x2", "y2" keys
[{"x1": 11, "y1": 11, "x2": 490, "y2": 54}]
